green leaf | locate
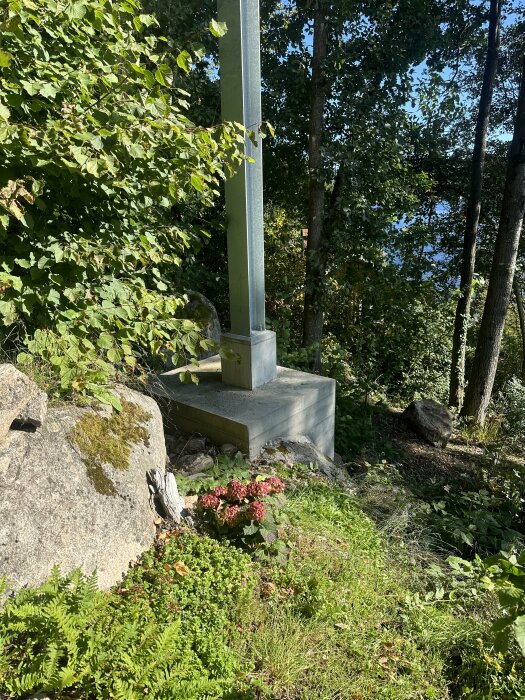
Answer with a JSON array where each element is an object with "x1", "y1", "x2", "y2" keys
[
  {"x1": 70, "y1": 146, "x2": 87, "y2": 165},
  {"x1": 107, "y1": 347, "x2": 122, "y2": 363},
  {"x1": 154, "y1": 63, "x2": 171, "y2": 86},
  {"x1": 209, "y1": 19, "x2": 227, "y2": 38},
  {"x1": 176, "y1": 50, "x2": 192, "y2": 74},
  {"x1": 191, "y1": 43, "x2": 206, "y2": 61},
  {"x1": 90, "y1": 386, "x2": 122, "y2": 411},
  {"x1": 16, "y1": 352, "x2": 33, "y2": 365},
  {"x1": 39, "y1": 82, "x2": 60, "y2": 99},
  {"x1": 0, "y1": 50, "x2": 13, "y2": 68},
  {"x1": 513, "y1": 616, "x2": 525, "y2": 655},
  {"x1": 20, "y1": 80, "x2": 42, "y2": 96},
  {"x1": 65, "y1": 2, "x2": 87, "y2": 20},
  {"x1": 49, "y1": 244, "x2": 65, "y2": 262},
  {"x1": 85, "y1": 159, "x2": 99, "y2": 176},
  {"x1": 0, "y1": 104, "x2": 10, "y2": 122},
  {"x1": 259, "y1": 527, "x2": 277, "y2": 544},
  {"x1": 0, "y1": 300, "x2": 17, "y2": 324},
  {"x1": 97, "y1": 333, "x2": 114, "y2": 350},
  {"x1": 190, "y1": 173, "x2": 205, "y2": 192},
  {"x1": 243, "y1": 523, "x2": 259, "y2": 536}
]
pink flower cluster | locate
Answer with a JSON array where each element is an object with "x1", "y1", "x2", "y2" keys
[
  {"x1": 224, "y1": 504, "x2": 242, "y2": 524},
  {"x1": 246, "y1": 500, "x2": 266, "y2": 522},
  {"x1": 197, "y1": 476, "x2": 285, "y2": 526},
  {"x1": 227, "y1": 480, "x2": 247, "y2": 502},
  {"x1": 199, "y1": 493, "x2": 220, "y2": 511}
]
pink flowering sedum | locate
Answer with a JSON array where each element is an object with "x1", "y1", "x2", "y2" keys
[
  {"x1": 212, "y1": 485, "x2": 228, "y2": 499},
  {"x1": 246, "y1": 500, "x2": 266, "y2": 522},
  {"x1": 198, "y1": 493, "x2": 220, "y2": 511},
  {"x1": 224, "y1": 505, "x2": 242, "y2": 524},
  {"x1": 246, "y1": 480, "x2": 272, "y2": 499},
  {"x1": 199, "y1": 476, "x2": 285, "y2": 536},
  {"x1": 227, "y1": 479, "x2": 247, "y2": 503},
  {"x1": 266, "y1": 476, "x2": 285, "y2": 494}
]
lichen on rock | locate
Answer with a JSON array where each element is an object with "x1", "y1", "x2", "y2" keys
[{"x1": 69, "y1": 400, "x2": 151, "y2": 495}]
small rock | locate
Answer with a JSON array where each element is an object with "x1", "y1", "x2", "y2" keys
[
  {"x1": 333, "y1": 452, "x2": 343, "y2": 466},
  {"x1": 0, "y1": 364, "x2": 42, "y2": 443},
  {"x1": 262, "y1": 437, "x2": 352, "y2": 486},
  {"x1": 148, "y1": 470, "x2": 184, "y2": 523},
  {"x1": 186, "y1": 472, "x2": 210, "y2": 480},
  {"x1": 403, "y1": 398, "x2": 453, "y2": 448},
  {"x1": 184, "y1": 494, "x2": 199, "y2": 511},
  {"x1": 181, "y1": 291, "x2": 221, "y2": 360},
  {"x1": 182, "y1": 436, "x2": 207, "y2": 454},
  {"x1": 12, "y1": 388, "x2": 48, "y2": 429},
  {"x1": 220, "y1": 443, "x2": 239, "y2": 457},
  {"x1": 260, "y1": 444, "x2": 293, "y2": 466},
  {"x1": 177, "y1": 453, "x2": 214, "y2": 474},
  {"x1": 164, "y1": 291, "x2": 221, "y2": 369}
]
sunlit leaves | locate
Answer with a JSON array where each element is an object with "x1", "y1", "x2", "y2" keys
[
  {"x1": 0, "y1": 0, "x2": 245, "y2": 402},
  {"x1": 176, "y1": 50, "x2": 192, "y2": 73},
  {"x1": 209, "y1": 18, "x2": 227, "y2": 38},
  {"x1": 0, "y1": 50, "x2": 12, "y2": 68}
]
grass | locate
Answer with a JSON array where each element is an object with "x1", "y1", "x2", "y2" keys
[{"x1": 232, "y1": 480, "x2": 453, "y2": 699}]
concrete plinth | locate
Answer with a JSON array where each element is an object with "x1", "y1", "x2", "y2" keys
[
  {"x1": 150, "y1": 356, "x2": 335, "y2": 459},
  {"x1": 221, "y1": 330, "x2": 277, "y2": 389}
]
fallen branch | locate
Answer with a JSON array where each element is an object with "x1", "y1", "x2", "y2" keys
[{"x1": 147, "y1": 470, "x2": 184, "y2": 523}]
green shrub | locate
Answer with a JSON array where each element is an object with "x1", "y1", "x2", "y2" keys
[
  {"x1": 0, "y1": 0, "x2": 243, "y2": 404},
  {"x1": 418, "y1": 488, "x2": 525, "y2": 556},
  {"x1": 0, "y1": 567, "x2": 203, "y2": 699},
  {"x1": 481, "y1": 551, "x2": 525, "y2": 655},
  {"x1": 0, "y1": 534, "x2": 256, "y2": 699},
  {"x1": 497, "y1": 377, "x2": 525, "y2": 451},
  {"x1": 118, "y1": 532, "x2": 256, "y2": 689}
]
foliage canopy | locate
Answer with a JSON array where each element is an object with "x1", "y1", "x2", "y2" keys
[{"x1": 0, "y1": 0, "x2": 243, "y2": 405}]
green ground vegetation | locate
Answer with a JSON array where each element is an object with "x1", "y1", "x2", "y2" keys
[{"x1": 2, "y1": 435, "x2": 525, "y2": 699}]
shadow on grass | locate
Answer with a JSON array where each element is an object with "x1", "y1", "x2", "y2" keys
[{"x1": 338, "y1": 403, "x2": 525, "y2": 560}]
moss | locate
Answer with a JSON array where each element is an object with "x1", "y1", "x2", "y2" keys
[
  {"x1": 69, "y1": 400, "x2": 151, "y2": 496},
  {"x1": 85, "y1": 463, "x2": 118, "y2": 497}
]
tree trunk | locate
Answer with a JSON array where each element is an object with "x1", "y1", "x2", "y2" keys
[
  {"x1": 461, "y1": 54, "x2": 525, "y2": 424},
  {"x1": 513, "y1": 276, "x2": 525, "y2": 381},
  {"x1": 302, "y1": 1, "x2": 329, "y2": 370},
  {"x1": 449, "y1": 0, "x2": 502, "y2": 408}
]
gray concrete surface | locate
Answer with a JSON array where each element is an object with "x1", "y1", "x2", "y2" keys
[
  {"x1": 150, "y1": 356, "x2": 335, "y2": 459},
  {"x1": 221, "y1": 330, "x2": 277, "y2": 389}
]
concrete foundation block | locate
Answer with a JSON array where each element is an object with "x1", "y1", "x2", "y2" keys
[
  {"x1": 150, "y1": 356, "x2": 335, "y2": 459},
  {"x1": 221, "y1": 330, "x2": 277, "y2": 389}
]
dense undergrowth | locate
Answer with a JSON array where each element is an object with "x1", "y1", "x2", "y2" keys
[{"x1": 2, "y1": 444, "x2": 525, "y2": 699}]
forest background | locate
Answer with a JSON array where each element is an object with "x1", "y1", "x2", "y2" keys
[{"x1": 149, "y1": 0, "x2": 525, "y2": 430}]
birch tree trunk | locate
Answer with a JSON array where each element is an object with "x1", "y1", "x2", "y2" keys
[
  {"x1": 449, "y1": 0, "x2": 502, "y2": 408},
  {"x1": 302, "y1": 1, "x2": 329, "y2": 370},
  {"x1": 461, "y1": 54, "x2": 525, "y2": 423}
]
